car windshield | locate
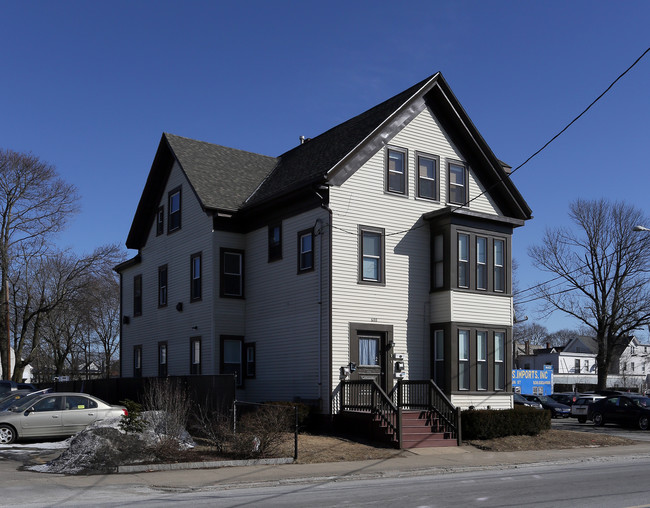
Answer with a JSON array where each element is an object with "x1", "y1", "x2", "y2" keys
[
  {"x1": 537, "y1": 396, "x2": 550, "y2": 403},
  {"x1": 9, "y1": 393, "x2": 47, "y2": 412}
]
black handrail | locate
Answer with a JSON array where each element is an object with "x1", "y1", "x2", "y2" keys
[
  {"x1": 340, "y1": 379, "x2": 400, "y2": 444},
  {"x1": 389, "y1": 379, "x2": 460, "y2": 444}
]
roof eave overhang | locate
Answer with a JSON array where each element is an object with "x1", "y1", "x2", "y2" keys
[{"x1": 125, "y1": 135, "x2": 176, "y2": 250}]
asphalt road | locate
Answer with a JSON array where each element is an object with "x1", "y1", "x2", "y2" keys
[{"x1": 4, "y1": 455, "x2": 650, "y2": 507}]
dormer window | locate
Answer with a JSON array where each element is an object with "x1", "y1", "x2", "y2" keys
[
  {"x1": 386, "y1": 147, "x2": 407, "y2": 195},
  {"x1": 168, "y1": 187, "x2": 181, "y2": 232}
]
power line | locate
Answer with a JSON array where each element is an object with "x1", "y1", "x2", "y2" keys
[{"x1": 451, "y1": 46, "x2": 650, "y2": 212}]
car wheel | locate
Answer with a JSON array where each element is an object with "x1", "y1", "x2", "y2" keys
[
  {"x1": 578, "y1": 417, "x2": 587, "y2": 424},
  {"x1": 639, "y1": 416, "x2": 649, "y2": 431},
  {"x1": 593, "y1": 412, "x2": 604, "y2": 426},
  {"x1": 0, "y1": 424, "x2": 16, "y2": 444}
]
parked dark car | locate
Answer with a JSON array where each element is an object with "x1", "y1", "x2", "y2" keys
[
  {"x1": 524, "y1": 395, "x2": 571, "y2": 417},
  {"x1": 513, "y1": 393, "x2": 543, "y2": 409},
  {"x1": 587, "y1": 394, "x2": 650, "y2": 430},
  {"x1": 549, "y1": 392, "x2": 583, "y2": 406},
  {"x1": 0, "y1": 388, "x2": 52, "y2": 412},
  {"x1": 0, "y1": 380, "x2": 36, "y2": 395}
]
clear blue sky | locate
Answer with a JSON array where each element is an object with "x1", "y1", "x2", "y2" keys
[{"x1": 1, "y1": 1, "x2": 649, "y2": 336}]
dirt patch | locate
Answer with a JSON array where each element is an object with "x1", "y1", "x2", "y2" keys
[
  {"x1": 464, "y1": 429, "x2": 636, "y2": 452},
  {"x1": 153, "y1": 430, "x2": 636, "y2": 464}
]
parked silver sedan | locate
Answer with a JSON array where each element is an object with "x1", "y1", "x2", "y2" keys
[{"x1": 0, "y1": 392, "x2": 127, "y2": 444}]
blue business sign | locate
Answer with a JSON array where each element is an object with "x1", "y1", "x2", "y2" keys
[{"x1": 512, "y1": 365, "x2": 553, "y2": 395}]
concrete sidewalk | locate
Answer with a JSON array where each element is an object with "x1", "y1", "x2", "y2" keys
[{"x1": 3, "y1": 442, "x2": 650, "y2": 492}]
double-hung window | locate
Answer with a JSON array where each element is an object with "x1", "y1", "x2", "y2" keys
[
  {"x1": 458, "y1": 330, "x2": 470, "y2": 390},
  {"x1": 168, "y1": 187, "x2": 181, "y2": 232},
  {"x1": 245, "y1": 343, "x2": 256, "y2": 378},
  {"x1": 386, "y1": 148, "x2": 406, "y2": 195},
  {"x1": 494, "y1": 332, "x2": 505, "y2": 390},
  {"x1": 298, "y1": 229, "x2": 314, "y2": 273},
  {"x1": 433, "y1": 330, "x2": 445, "y2": 389},
  {"x1": 448, "y1": 162, "x2": 467, "y2": 205},
  {"x1": 221, "y1": 249, "x2": 244, "y2": 297},
  {"x1": 158, "y1": 342, "x2": 168, "y2": 377},
  {"x1": 221, "y1": 335, "x2": 243, "y2": 386},
  {"x1": 133, "y1": 345, "x2": 142, "y2": 378},
  {"x1": 476, "y1": 237, "x2": 487, "y2": 290},
  {"x1": 433, "y1": 234, "x2": 444, "y2": 289},
  {"x1": 158, "y1": 265, "x2": 168, "y2": 307},
  {"x1": 359, "y1": 227, "x2": 384, "y2": 284},
  {"x1": 417, "y1": 154, "x2": 438, "y2": 200},
  {"x1": 190, "y1": 253, "x2": 202, "y2": 301},
  {"x1": 156, "y1": 206, "x2": 164, "y2": 236},
  {"x1": 477, "y1": 331, "x2": 488, "y2": 390},
  {"x1": 457, "y1": 233, "x2": 469, "y2": 288},
  {"x1": 190, "y1": 337, "x2": 201, "y2": 375},
  {"x1": 268, "y1": 223, "x2": 282, "y2": 262},
  {"x1": 494, "y1": 239, "x2": 505, "y2": 292},
  {"x1": 133, "y1": 275, "x2": 142, "y2": 317}
]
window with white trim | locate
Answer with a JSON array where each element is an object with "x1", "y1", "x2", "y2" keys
[
  {"x1": 458, "y1": 329, "x2": 470, "y2": 390},
  {"x1": 359, "y1": 227, "x2": 384, "y2": 284},
  {"x1": 448, "y1": 162, "x2": 467, "y2": 205},
  {"x1": 494, "y1": 239, "x2": 505, "y2": 292},
  {"x1": 298, "y1": 229, "x2": 314, "y2": 272},
  {"x1": 168, "y1": 187, "x2": 181, "y2": 232},
  {"x1": 190, "y1": 337, "x2": 201, "y2": 375},
  {"x1": 494, "y1": 332, "x2": 505, "y2": 390},
  {"x1": 458, "y1": 233, "x2": 469, "y2": 288},
  {"x1": 221, "y1": 249, "x2": 244, "y2": 297},
  {"x1": 476, "y1": 237, "x2": 487, "y2": 290},
  {"x1": 417, "y1": 154, "x2": 438, "y2": 200},
  {"x1": 477, "y1": 331, "x2": 487, "y2": 390},
  {"x1": 386, "y1": 148, "x2": 406, "y2": 194}
]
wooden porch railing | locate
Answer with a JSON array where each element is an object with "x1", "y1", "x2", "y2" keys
[
  {"x1": 390, "y1": 379, "x2": 461, "y2": 445},
  {"x1": 340, "y1": 379, "x2": 401, "y2": 444}
]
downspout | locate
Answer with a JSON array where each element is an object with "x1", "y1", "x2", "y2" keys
[
  {"x1": 315, "y1": 187, "x2": 332, "y2": 414},
  {"x1": 314, "y1": 217, "x2": 323, "y2": 393}
]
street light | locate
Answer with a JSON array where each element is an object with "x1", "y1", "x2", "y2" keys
[{"x1": 633, "y1": 225, "x2": 650, "y2": 232}]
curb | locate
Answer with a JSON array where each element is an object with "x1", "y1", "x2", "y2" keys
[{"x1": 117, "y1": 457, "x2": 294, "y2": 473}]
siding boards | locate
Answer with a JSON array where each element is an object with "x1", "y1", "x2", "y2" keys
[
  {"x1": 121, "y1": 162, "x2": 214, "y2": 377},
  {"x1": 237, "y1": 208, "x2": 330, "y2": 404},
  {"x1": 329, "y1": 105, "x2": 507, "y2": 391},
  {"x1": 451, "y1": 292, "x2": 513, "y2": 326}
]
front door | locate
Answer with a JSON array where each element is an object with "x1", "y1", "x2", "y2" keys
[{"x1": 350, "y1": 328, "x2": 392, "y2": 394}]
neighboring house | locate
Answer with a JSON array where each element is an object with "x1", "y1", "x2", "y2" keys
[
  {"x1": 116, "y1": 72, "x2": 532, "y2": 418},
  {"x1": 517, "y1": 335, "x2": 650, "y2": 392},
  {"x1": 0, "y1": 348, "x2": 33, "y2": 383}
]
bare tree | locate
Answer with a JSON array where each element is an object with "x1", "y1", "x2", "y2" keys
[
  {"x1": 0, "y1": 149, "x2": 79, "y2": 379},
  {"x1": 513, "y1": 322, "x2": 549, "y2": 347},
  {"x1": 9, "y1": 245, "x2": 121, "y2": 381},
  {"x1": 529, "y1": 199, "x2": 650, "y2": 389},
  {"x1": 84, "y1": 265, "x2": 122, "y2": 379}
]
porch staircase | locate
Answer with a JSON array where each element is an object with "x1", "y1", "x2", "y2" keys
[
  {"x1": 339, "y1": 379, "x2": 460, "y2": 449},
  {"x1": 398, "y1": 410, "x2": 456, "y2": 448}
]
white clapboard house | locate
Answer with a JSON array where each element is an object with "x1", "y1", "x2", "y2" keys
[{"x1": 116, "y1": 72, "x2": 532, "y2": 447}]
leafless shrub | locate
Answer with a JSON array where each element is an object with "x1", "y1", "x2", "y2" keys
[
  {"x1": 230, "y1": 404, "x2": 293, "y2": 459},
  {"x1": 141, "y1": 378, "x2": 191, "y2": 455},
  {"x1": 192, "y1": 404, "x2": 232, "y2": 453}
]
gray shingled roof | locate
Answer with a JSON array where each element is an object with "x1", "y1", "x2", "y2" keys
[
  {"x1": 244, "y1": 74, "x2": 436, "y2": 207},
  {"x1": 165, "y1": 133, "x2": 277, "y2": 212}
]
